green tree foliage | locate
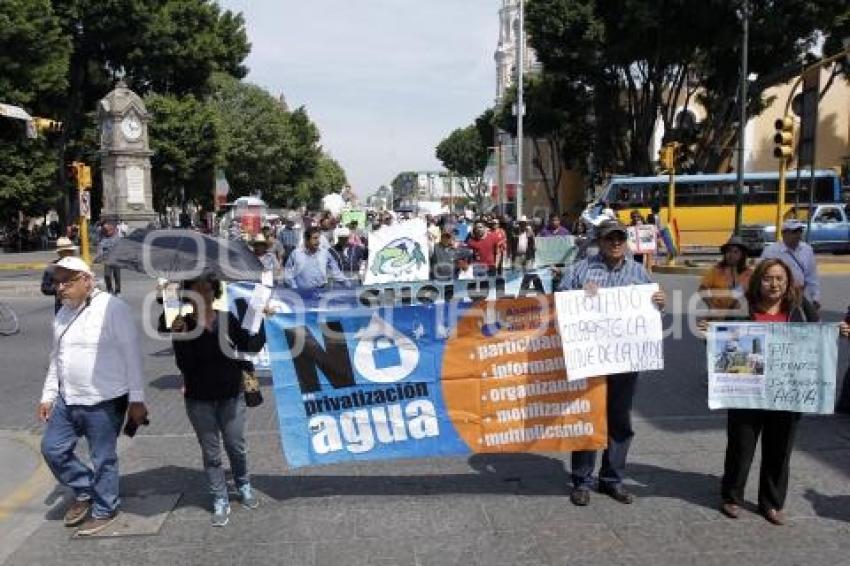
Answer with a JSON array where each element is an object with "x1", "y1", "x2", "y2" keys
[
  {"x1": 525, "y1": 0, "x2": 847, "y2": 176},
  {"x1": 146, "y1": 93, "x2": 220, "y2": 213},
  {"x1": 495, "y1": 74, "x2": 593, "y2": 211},
  {"x1": 435, "y1": 111, "x2": 493, "y2": 209},
  {"x1": 0, "y1": 0, "x2": 70, "y2": 221},
  {"x1": 296, "y1": 155, "x2": 347, "y2": 209},
  {"x1": 208, "y1": 74, "x2": 326, "y2": 208}
]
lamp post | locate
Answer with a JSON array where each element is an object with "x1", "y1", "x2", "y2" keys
[
  {"x1": 515, "y1": 0, "x2": 525, "y2": 220},
  {"x1": 734, "y1": 0, "x2": 749, "y2": 235}
]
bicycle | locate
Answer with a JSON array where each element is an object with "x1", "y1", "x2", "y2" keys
[{"x1": 0, "y1": 301, "x2": 20, "y2": 335}]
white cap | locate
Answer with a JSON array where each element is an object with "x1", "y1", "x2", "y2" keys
[
  {"x1": 50, "y1": 256, "x2": 94, "y2": 276},
  {"x1": 335, "y1": 227, "x2": 351, "y2": 238}
]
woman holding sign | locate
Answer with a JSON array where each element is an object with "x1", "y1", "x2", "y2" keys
[{"x1": 718, "y1": 258, "x2": 823, "y2": 525}]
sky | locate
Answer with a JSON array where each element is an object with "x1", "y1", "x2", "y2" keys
[{"x1": 219, "y1": 0, "x2": 499, "y2": 198}]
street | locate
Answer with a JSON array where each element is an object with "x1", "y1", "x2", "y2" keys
[{"x1": 0, "y1": 263, "x2": 848, "y2": 566}]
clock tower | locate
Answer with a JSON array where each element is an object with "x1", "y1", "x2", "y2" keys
[{"x1": 97, "y1": 79, "x2": 156, "y2": 229}]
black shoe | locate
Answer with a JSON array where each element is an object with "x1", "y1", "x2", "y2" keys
[
  {"x1": 598, "y1": 483, "x2": 634, "y2": 504},
  {"x1": 569, "y1": 487, "x2": 590, "y2": 506}
]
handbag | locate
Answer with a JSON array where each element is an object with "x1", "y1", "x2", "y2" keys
[{"x1": 242, "y1": 368, "x2": 263, "y2": 407}]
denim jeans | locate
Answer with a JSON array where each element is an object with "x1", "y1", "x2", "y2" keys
[
  {"x1": 185, "y1": 396, "x2": 249, "y2": 500},
  {"x1": 41, "y1": 395, "x2": 126, "y2": 518},
  {"x1": 104, "y1": 265, "x2": 121, "y2": 294},
  {"x1": 571, "y1": 372, "x2": 638, "y2": 488}
]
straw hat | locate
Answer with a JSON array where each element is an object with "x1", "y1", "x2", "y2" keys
[{"x1": 55, "y1": 237, "x2": 78, "y2": 253}]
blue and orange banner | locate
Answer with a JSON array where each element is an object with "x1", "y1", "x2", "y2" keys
[{"x1": 264, "y1": 294, "x2": 607, "y2": 468}]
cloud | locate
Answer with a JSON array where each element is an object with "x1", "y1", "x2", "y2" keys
[{"x1": 219, "y1": 0, "x2": 498, "y2": 196}]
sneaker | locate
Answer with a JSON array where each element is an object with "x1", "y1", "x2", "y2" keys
[
  {"x1": 238, "y1": 484, "x2": 259, "y2": 510},
  {"x1": 212, "y1": 498, "x2": 230, "y2": 527},
  {"x1": 63, "y1": 497, "x2": 91, "y2": 527},
  {"x1": 76, "y1": 512, "x2": 119, "y2": 536}
]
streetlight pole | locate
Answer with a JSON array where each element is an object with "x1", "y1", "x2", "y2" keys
[
  {"x1": 515, "y1": 0, "x2": 525, "y2": 221},
  {"x1": 734, "y1": 0, "x2": 749, "y2": 235}
]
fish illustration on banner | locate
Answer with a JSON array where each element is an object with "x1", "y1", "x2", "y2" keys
[
  {"x1": 264, "y1": 294, "x2": 607, "y2": 468},
  {"x1": 364, "y1": 218, "x2": 430, "y2": 285}
]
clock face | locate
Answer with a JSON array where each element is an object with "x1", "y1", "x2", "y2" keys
[{"x1": 121, "y1": 116, "x2": 142, "y2": 141}]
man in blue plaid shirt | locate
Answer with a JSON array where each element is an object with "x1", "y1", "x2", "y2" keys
[{"x1": 559, "y1": 219, "x2": 666, "y2": 507}]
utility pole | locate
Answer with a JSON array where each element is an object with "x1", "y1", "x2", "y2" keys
[
  {"x1": 515, "y1": 0, "x2": 525, "y2": 220},
  {"x1": 734, "y1": 0, "x2": 749, "y2": 235}
]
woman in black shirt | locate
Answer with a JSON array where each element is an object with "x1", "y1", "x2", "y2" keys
[{"x1": 171, "y1": 274, "x2": 265, "y2": 527}]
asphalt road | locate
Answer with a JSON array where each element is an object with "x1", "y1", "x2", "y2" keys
[{"x1": 0, "y1": 268, "x2": 848, "y2": 565}]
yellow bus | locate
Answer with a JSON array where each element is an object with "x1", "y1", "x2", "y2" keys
[{"x1": 587, "y1": 170, "x2": 843, "y2": 249}]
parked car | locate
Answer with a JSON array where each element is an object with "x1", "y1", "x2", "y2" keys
[{"x1": 740, "y1": 203, "x2": 850, "y2": 254}]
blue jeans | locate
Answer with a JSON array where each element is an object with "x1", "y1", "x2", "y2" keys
[
  {"x1": 185, "y1": 397, "x2": 248, "y2": 500},
  {"x1": 571, "y1": 372, "x2": 638, "y2": 489},
  {"x1": 41, "y1": 395, "x2": 126, "y2": 518}
]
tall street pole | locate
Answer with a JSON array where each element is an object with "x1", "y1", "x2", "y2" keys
[
  {"x1": 516, "y1": 0, "x2": 525, "y2": 221},
  {"x1": 734, "y1": 0, "x2": 749, "y2": 235}
]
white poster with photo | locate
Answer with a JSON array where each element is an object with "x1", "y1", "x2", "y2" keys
[
  {"x1": 364, "y1": 218, "x2": 430, "y2": 285},
  {"x1": 707, "y1": 322, "x2": 839, "y2": 414},
  {"x1": 555, "y1": 284, "x2": 664, "y2": 380},
  {"x1": 627, "y1": 225, "x2": 657, "y2": 254}
]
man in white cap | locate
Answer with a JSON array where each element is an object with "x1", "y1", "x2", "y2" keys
[
  {"x1": 38, "y1": 257, "x2": 148, "y2": 536},
  {"x1": 41, "y1": 237, "x2": 79, "y2": 314},
  {"x1": 760, "y1": 219, "x2": 821, "y2": 310}
]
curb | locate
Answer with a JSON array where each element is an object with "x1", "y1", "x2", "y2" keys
[{"x1": 0, "y1": 263, "x2": 48, "y2": 271}]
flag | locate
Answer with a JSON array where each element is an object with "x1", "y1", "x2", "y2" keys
[
  {"x1": 214, "y1": 169, "x2": 230, "y2": 211},
  {"x1": 660, "y1": 218, "x2": 680, "y2": 256}
]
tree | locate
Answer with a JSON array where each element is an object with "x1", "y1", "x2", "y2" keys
[
  {"x1": 45, "y1": 0, "x2": 250, "y2": 223},
  {"x1": 435, "y1": 111, "x2": 493, "y2": 210},
  {"x1": 495, "y1": 74, "x2": 593, "y2": 211},
  {"x1": 0, "y1": 0, "x2": 70, "y2": 221},
  {"x1": 296, "y1": 155, "x2": 347, "y2": 209},
  {"x1": 208, "y1": 73, "x2": 327, "y2": 207},
  {"x1": 525, "y1": 0, "x2": 847, "y2": 176},
  {"x1": 145, "y1": 93, "x2": 221, "y2": 213}
]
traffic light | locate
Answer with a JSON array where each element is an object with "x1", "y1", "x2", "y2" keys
[
  {"x1": 32, "y1": 117, "x2": 63, "y2": 134},
  {"x1": 773, "y1": 116, "x2": 794, "y2": 160},
  {"x1": 658, "y1": 145, "x2": 673, "y2": 171},
  {"x1": 67, "y1": 161, "x2": 92, "y2": 190}
]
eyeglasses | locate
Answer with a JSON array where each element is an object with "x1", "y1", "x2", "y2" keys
[
  {"x1": 53, "y1": 274, "x2": 84, "y2": 288},
  {"x1": 603, "y1": 235, "x2": 627, "y2": 244}
]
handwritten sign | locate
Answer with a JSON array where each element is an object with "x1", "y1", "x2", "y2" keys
[
  {"x1": 554, "y1": 284, "x2": 663, "y2": 380},
  {"x1": 707, "y1": 322, "x2": 839, "y2": 414}
]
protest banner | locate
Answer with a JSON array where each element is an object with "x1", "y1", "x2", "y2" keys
[
  {"x1": 341, "y1": 209, "x2": 367, "y2": 230},
  {"x1": 627, "y1": 225, "x2": 657, "y2": 254},
  {"x1": 707, "y1": 322, "x2": 839, "y2": 414},
  {"x1": 227, "y1": 270, "x2": 554, "y2": 372},
  {"x1": 554, "y1": 284, "x2": 664, "y2": 381},
  {"x1": 533, "y1": 235, "x2": 577, "y2": 268},
  {"x1": 364, "y1": 218, "x2": 430, "y2": 286},
  {"x1": 264, "y1": 294, "x2": 606, "y2": 468}
]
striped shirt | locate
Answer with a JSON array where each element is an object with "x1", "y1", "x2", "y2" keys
[{"x1": 558, "y1": 254, "x2": 652, "y2": 291}]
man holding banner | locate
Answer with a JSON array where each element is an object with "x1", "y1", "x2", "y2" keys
[{"x1": 558, "y1": 219, "x2": 666, "y2": 507}]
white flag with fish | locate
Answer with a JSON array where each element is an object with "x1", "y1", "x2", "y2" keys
[{"x1": 364, "y1": 218, "x2": 430, "y2": 285}]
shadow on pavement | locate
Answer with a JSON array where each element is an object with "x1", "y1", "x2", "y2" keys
[{"x1": 803, "y1": 488, "x2": 850, "y2": 523}]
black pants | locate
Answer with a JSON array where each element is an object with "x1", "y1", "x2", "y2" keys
[
  {"x1": 104, "y1": 266, "x2": 121, "y2": 294},
  {"x1": 572, "y1": 372, "x2": 638, "y2": 487},
  {"x1": 721, "y1": 409, "x2": 801, "y2": 510}
]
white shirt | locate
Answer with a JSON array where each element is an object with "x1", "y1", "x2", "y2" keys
[
  {"x1": 41, "y1": 291, "x2": 145, "y2": 405},
  {"x1": 760, "y1": 240, "x2": 820, "y2": 303}
]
